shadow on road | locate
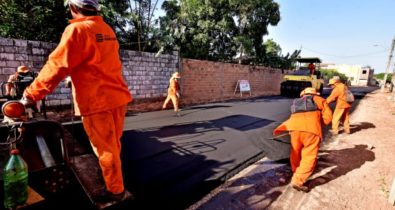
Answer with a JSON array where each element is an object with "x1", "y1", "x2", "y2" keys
[
  {"x1": 308, "y1": 144, "x2": 375, "y2": 190},
  {"x1": 349, "y1": 122, "x2": 376, "y2": 134}
]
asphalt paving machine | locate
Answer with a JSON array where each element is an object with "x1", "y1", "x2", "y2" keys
[{"x1": 280, "y1": 57, "x2": 324, "y2": 97}]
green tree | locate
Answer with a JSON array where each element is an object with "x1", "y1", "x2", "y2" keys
[
  {"x1": 374, "y1": 73, "x2": 392, "y2": 82},
  {"x1": 320, "y1": 69, "x2": 348, "y2": 82},
  {"x1": 260, "y1": 39, "x2": 300, "y2": 69},
  {"x1": 0, "y1": 0, "x2": 68, "y2": 42},
  {"x1": 230, "y1": 0, "x2": 280, "y2": 64},
  {"x1": 159, "y1": 0, "x2": 284, "y2": 63},
  {"x1": 100, "y1": 0, "x2": 162, "y2": 52},
  {"x1": 161, "y1": 0, "x2": 238, "y2": 61}
]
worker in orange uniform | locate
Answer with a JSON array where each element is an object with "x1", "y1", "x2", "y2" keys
[
  {"x1": 5, "y1": 66, "x2": 35, "y2": 100},
  {"x1": 308, "y1": 62, "x2": 316, "y2": 75},
  {"x1": 21, "y1": 0, "x2": 132, "y2": 202},
  {"x1": 326, "y1": 78, "x2": 352, "y2": 135},
  {"x1": 162, "y1": 72, "x2": 181, "y2": 116},
  {"x1": 273, "y1": 87, "x2": 332, "y2": 192}
]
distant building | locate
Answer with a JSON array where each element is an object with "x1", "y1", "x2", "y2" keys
[{"x1": 321, "y1": 64, "x2": 375, "y2": 86}]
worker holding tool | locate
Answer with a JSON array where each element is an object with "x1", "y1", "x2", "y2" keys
[
  {"x1": 273, "y1": 87, "x2": 332, "y2": 192},
  {"x1": 162, "y1": 72, "x2": 181, "y2": 116},
  {"x1": 5, "y1": 65, "x2": 35, "y2": 100},
  {"x1": 326, "y1": 77, "x2": 352, "y2": 135},
  {"x1": 21, "y1": 0, "x2": 132, "y2": 202}
]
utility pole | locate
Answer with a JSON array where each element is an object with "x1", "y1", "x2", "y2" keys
[
  {"x1": 391, "y1": 63, "x2": 395, "y2": 101},
  {"x1": 381, "y1": 37, "x2": 395, "y2": 92}
]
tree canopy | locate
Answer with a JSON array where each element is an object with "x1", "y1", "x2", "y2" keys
[
  {"x1": 0, "y1": 0, "x2": 301, "y2": 69},
  {"x1": 0, "y1": 0, "x2": 68, "y2": 42}
]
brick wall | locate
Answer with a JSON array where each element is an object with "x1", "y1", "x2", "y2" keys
[
  {"x1": 0, "y1": 37, "x2": 282, "y2": 109},
  {"x1": 180, "y1": 59, "x2": 282, "y2": 104}
]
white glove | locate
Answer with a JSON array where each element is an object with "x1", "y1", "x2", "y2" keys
[
  {"x1": 176, "y1": 92, "x2": 180, "y2": 98},
  {"x1": 65, "y1": 76, "x2": 72, "y2": 88},
  {"x1": 20, "y1": 94, "x2": 36, "y2": 108}
]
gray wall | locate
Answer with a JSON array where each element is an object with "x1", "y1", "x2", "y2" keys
[{"x1": 0, "y1": 37, "x2": 179, "y2": 106}]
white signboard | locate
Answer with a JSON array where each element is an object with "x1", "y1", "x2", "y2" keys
[
  {"x1": 234, "y1": 80, "x2": 252, "y2": 96},
  {"x1": 239, "y1": 80, "x2": 251, "y2": 92}
]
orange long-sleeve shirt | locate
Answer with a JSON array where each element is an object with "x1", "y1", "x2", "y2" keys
[
  {"x1": 326, "y1": 82, "x2": 351, "y2": 109},
  {"x1": 167, "y1": 78, "x2": 180, "y2": 95},
  {"x1": 273, "y1": 95, "x2": 332, "y2": 138},
  {"x1": 24, "y1": 16, "x2": 132, "y2": 115}
]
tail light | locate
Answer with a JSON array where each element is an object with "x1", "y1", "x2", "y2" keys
[{"x1": 2, "y1": 100, "x2": 25, "y2": 120}]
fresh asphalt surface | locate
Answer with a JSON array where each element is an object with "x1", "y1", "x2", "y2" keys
[
  {"x1": 26, "y1": 86, "x2": 377, "y2": 210},
  {"x1": 117, "y1": 86, "x2": 377, "y2": 210}
]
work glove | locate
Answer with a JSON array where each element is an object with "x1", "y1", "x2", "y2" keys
[
  {"x1": 19, "y1": 94, "x2": 36, "y2": 108},
  {"x1": 65, "y1": 76, "x2": 72, "y2": 88}
]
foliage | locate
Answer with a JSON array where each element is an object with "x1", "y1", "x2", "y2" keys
[
  {"x1": 230, "y1": 0, "x2": 280, "y2": 64},
  {"x1": 374, "y1": 73, "x2": 392, "y2": 82},
  {"x1": 262, "y1": 39, "x2": 300, "y2": 69},
  {"x1": 0, "y1": 0, "x2": 68, "y2": 42},
  {"x1": 0, "y1": 0, "x2": 300, "y2": 69},
  {"x1": 159, "y1": 0, "x2": 289, "y2": 65},
  {"x1": 320, "y1": 69, "x2": 348, "y2": 82},
  {"x1": 100, "y1": 0, "x2": 162, "y2": 52}
]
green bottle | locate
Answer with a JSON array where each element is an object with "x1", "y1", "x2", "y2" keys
[{"x1": 3, "y1": 149, "x2": 28, "y2": 209}]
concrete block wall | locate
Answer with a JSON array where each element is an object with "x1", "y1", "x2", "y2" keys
[
  {"x1": 120, "y1": 50, "x2": 179, "y2": 99},
  {"x1": 0, "y1": 37, "x2": 179, "y2": 106},
  {"x1": 181, "y1": 59, "x2": 282, "y2": 105},
  {"x1": 0, "y1": 37, "x2": 282, "y2": 109}
]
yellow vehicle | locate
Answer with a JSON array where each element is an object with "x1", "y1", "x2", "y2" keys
[{"x1": 280, "y1": 57, "x2": 324, "y2": 97}]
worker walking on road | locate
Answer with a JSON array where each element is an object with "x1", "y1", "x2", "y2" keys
[
  {"x1": 21, "y1": 0, "x2": 132, "y2": 202},
  {"x1": 326, "y1": 78, "x2": 352, "y2": 135},
  {"x1": 273, "y1": 87, "x2": 332, "y2": 192},
  {"x1": 162, "y1": 72, "x2": 181, "y2": 116}
]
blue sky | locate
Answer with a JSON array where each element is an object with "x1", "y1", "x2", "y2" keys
[{"x1": 266, "y1": 0, "x2": 395, "y2": 73}]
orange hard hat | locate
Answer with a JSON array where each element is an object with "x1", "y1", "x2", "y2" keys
[
  {"x1": 17, "y1": 66, "x2": 29, "y2": 73},
  {"x1": 300, "y1": 87, "x2": 320, "y2": 97}
]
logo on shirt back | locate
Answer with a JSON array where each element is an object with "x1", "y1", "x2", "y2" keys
[{"x1": 96, "y1": 34, "x2": 116, "y2": 42}]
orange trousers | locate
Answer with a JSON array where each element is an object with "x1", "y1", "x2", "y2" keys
[
  {"x1": 82, "y1": 105, "x2": 127, "y2": 194},
  {"x1": 162, "y1": 94, "x2": 179, "y2": 111},
  {"x1": 290, "y1": 131, "x2": 321, "y2": 186},
  {"x1": 332, "y1": 107, "x2": 350, "y2": 134}
]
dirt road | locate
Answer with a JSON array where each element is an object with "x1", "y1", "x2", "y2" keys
[{"x1": 190, "y1": 90, "x2": 395, "y2": 210}]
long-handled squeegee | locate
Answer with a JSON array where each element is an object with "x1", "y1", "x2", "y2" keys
[{"x1": 36, "y1": 135, "x2": 56, "y2": 167}]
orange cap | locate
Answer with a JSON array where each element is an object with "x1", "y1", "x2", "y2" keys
[{"x1": 17, "y1": 66, "x2": 29, "y2": 73}]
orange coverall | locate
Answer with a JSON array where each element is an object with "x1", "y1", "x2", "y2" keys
[
  {"x1": 308, "y1": 63, "x2": 315, "y2": 75},
  {"x1": 24, "y1": 16, "x2": 132, "y2": 194},
  {"x1": 162, "y1": 78, "x2": 180, "y2": 112},
  {"x1": 326, "y1": 82, "x2": 352, "y2": 134},
  {"x1": 273, "y1": 96, "x2": 332, "y2": 187}
]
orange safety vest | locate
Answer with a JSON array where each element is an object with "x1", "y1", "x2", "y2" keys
[
  {"x1": 326, "y1": 82, "x2": 351, "y2": 109},
  {"x1": 24, "y1": 16, "x2": 132, "y2": 115},
  {"x1": 273, "y1": 96, "x2": 332, "y2": 138}
]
